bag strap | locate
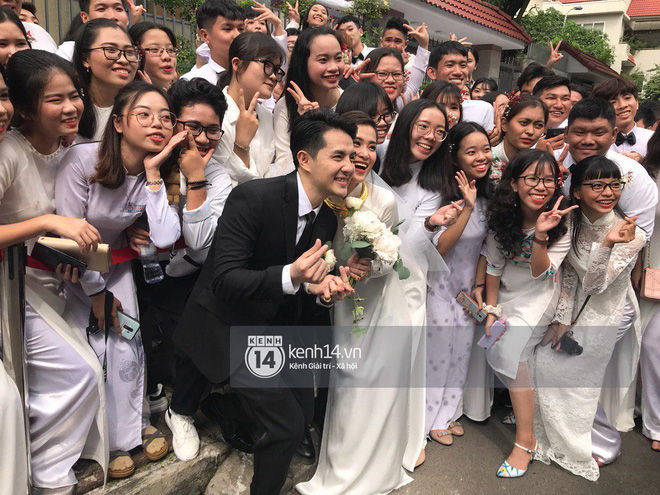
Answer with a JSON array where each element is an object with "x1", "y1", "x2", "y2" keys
[{"x1": 86, "y1": 289, "x2": 115, "y2": 382}]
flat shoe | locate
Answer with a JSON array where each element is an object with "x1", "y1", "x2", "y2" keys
[
  {"x1": 415, "y1": 448, "x2": 426, "y2": 468},
  {"x1": 449, "y1": 421, "x2": 464, "y2": 436},
  {"x1": 652, "y1": 440, "x2": 660, "y2": 452},
  {"x1": 108, "y1": 450, "x2": 135, "y2": 479},
  {"x1": 429, "y1": 429, "x2": 453, "y2": 446},
  {"x1": 142, "y1": 425, "x2": 169, "y2": 461}
]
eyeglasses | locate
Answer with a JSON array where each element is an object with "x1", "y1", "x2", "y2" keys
[
  {"x1": 374, "y1": 70, "x2": 404, "y2": 82},
  {"x1": 178, "y1": 120, "x2": 224, "y2": 140},
  {"x1": 252, "y1": 59, "x2": 286, "y2": 82},
  {"x1": 519, "y1": 175, "x2": 557, "y2": 188},
  {"x1": 373, "y1": 111, "x2": 396, "y2": 125},
  {"x1": 142, "y1": 47, "x2": 179, "y2": 58},
  {"x1": 582, "y1": 180, "x2": 624, "y2": 193},
  {"x1": 413, "y1": 121, "x2": 447, "y2": 142},
  {"x1": 86, "y1": 46, "x2": 140, "y2": 63},
  {"x1": 124, "y1": 110, "x2": 177, "y2": 129}
]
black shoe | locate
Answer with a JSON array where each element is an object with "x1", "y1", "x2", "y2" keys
[
  {"x1": 200, "y1": 392, "x2": 256, "y2": 454},
  {"x1": 295, "y1": 426, "x2": 316, "y2": 465}
]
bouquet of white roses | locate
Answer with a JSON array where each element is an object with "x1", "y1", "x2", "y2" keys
[{"x1": 339, "y1": 210, "x2": 410, "y2": 335}]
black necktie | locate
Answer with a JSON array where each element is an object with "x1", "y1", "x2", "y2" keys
[
  {"x1": 615, "y1": 132, "x2": 636, "y2": 147},
  {"x1": 295, "y1": 211, "x2": 316, "y2": 258}
]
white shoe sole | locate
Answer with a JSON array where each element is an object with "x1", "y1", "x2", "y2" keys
[
  {"x1": 149, "y1": 396, "x2": 169, "y2": 413},
  {"x1": 165, "y1": 411, "x2": 200, "y2": 462}
]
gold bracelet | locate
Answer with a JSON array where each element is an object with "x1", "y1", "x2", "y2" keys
[{"x1": 234, "y1": 142, "x2": 250, "y2": 152}]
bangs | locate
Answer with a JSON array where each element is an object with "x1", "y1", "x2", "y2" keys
[
  {"x1": 530, "y1": 155, "x2": 559, "y2": 178},
  {"x1": 439, "y1": 92, "x2": 460, "y2": 107},
  {"x1": 581, "y1": 159, "x2": 621, "y2": 182}
]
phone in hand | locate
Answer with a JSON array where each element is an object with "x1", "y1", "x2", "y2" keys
[
  {"x1": 545, "y1": 128, "x2": 565, "y2": 140},
  {"x1": 31, "y1": 241, "x2": 87, "y2": 278},
  {"x1": 477, "y1": 319, "x2": 507, "y2": 349},
  {"x1": 117, "y1": 311, "x2": 140, "y2": 340},
  {"x1": 456, "y1": 290, "x2": 487, "y2": 322}
]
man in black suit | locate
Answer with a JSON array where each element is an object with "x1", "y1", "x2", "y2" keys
[{"x1": 170, "y1": 110, "x2": 356, "y2": 494}]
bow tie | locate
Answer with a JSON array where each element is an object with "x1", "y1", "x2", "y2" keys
[
  {"x1": 616, "y1": 132, "x2": 636, "y2": 147},
  {"x1": 352, "y1": 53, "x2": 365, "y2": 65}
]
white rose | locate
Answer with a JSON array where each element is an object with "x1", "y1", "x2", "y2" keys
[
  {"x1": 372, "y1": 230, "x2": 402, "y2": 263},
  {"x1": 324, "y1": 249, "x2": 337, "y2": 271},
  {"x1": 345, "y1": 197, "x2": 364, "y2": 210},
  {"x1": 352, "y1": 210, "x2": 385, "y2": 239}
]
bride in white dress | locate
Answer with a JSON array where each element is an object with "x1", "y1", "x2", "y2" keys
[
  {"x1": 297, "y1": 111, "x2": 456, "y2": 495},
  {"x1": 534, "y1": 155, "x2": 644, "y2": 481}
]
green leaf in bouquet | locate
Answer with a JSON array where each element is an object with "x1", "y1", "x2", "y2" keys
[
  {"x1": 351, "y1": 240, "x2": 371, "y2": 248},
  {"x1": 391, "y1": 219, "x2": 405, "y2": 235},
  {"x1": 325, "y1": 241, "x2": 333, "y2": 248},
  {"x1": 340, "y1": 242, "x2": 353, "y2": 260},
  {"x1": 393, "y1": 259, "x2": 411, "y2": 280}
]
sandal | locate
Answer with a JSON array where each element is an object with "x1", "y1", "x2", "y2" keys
[
  {"x1": 142, "y1": 425, "x2": 169, "y2": 461},
  {"x1": 502, "y1": 411, "x2": 516, "y2": 425},
  {"x1": 429, "y1": 429, "x2": 453, "y2": 446},
  {"x1": 449, "y1": 421, "x2": 464, "y2": 436},
  {"x1": 108, "y1": 450, "x2": 135, "y2": 479},
  {"x1": 652, "y1": 440, "x2": 660, "y2": 452},
  {"x1": 415, "y1": 448, "x2": 426, "y2": 468}
]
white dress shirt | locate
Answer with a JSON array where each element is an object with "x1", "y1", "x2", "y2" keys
[
  {"x1": 462, "y1": 99, "x2": 495, "y2": 131},
  {"x1": 181, "y1": 56, "x2": 225, "y2": 84},
  {"x1": 282, "y1": 173, "x2": 323, "y2": 294},
  {"x1": 56, "y1": 40, "x2": 75, "y2": 61},
  {"x1": 395, "y1": 47, "x2": 430, "y2": 111},
  {"x1": 564, "y1": 149, "x2": 658, "y2": 238},
  {"x1": 612, "y1": 124, "x2": 655, "y2": 157},
  {"x1": 350, "y1": 44, "x2": 374, "y2": 67}
]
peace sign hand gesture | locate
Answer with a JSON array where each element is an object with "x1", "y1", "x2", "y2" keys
[
  {"x1": 536, "y1": 196, "x2": 578, "y2": 235},
  {"x1": 351, "y1": 59, "x2": 376, "y2": 82},
  {"x1": 604, "y1": 216, "x2": 638, "y2": 247},
  {"x1": 404, "y1": 23, "x2": 429, "y2": 50},
  {"x1": 456, "y1": 170, "x2": 477, "y2": 209},
  {"x1": 449, "y1": 33, "x2": 472, "y2": 45},
  {"x1": 287, "y1": 81, "x2": 320, "y2": 115},
  {"x1": 286, "y1": 1, "x2": 300, "y2": 25},
  {"x1": 547, "y1": 41, "x2": 564, "y2": 68},
  {"x1": 235, "y1": 89, "x2": 260, "y2": 151},
  {"x1": 178, "y1": 130, "x2": 212, "y2": 181},
  {"x1": 125, "y1": 0, "x2": 146, "y2": 26}
]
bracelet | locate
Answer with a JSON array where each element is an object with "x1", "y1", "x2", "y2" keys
[
  {"x1": 424, "y1": 216, "x2": 440, "y2": 233},
  {"x1": 533, "y1": 236, "x2": 549, "y2": 246},
  {"x1": 481, "y1": 303, "x2": 502, "y2": 317},
  {"x1": 473, "y1": 283, "x2": 485, "y2": 289},
  {"x1": 186, "y1": 180, "x2": 207, "y2": 186},
  {"x1": 146, "y1": 179, "x2": 163, "y2": 186},
  {"x1": 188, "y1": 184, "x2": 208, "y2": 190},
  {"x1": 234, "y1": 142, "x2": 250, "y2": 152}
]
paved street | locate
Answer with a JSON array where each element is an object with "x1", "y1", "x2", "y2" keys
[{"x1": 394, "y1": 404, "x2": 659, "y2": 495}]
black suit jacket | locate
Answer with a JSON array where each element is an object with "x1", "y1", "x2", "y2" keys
[{"x1": 174, "y1": 172, "x2": 338, "y2": 383}]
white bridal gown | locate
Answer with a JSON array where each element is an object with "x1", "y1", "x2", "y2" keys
[
  {"x1": 297, "y1": 182, "x2": 427, "y2": 495},
  {"x1": 534, "y1": 212, "x2": 644, "y2": 481}
]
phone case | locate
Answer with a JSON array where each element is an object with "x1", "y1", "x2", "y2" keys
[
  {"x1": 117, "y1": 311, "x2": 140, "y2": 341},
  {"x1": 31, "y1": 242, "x2": 88, "y2": 278},
  {"x1": 456, "y1": 290, "x2": 487, "y2": 322},
  {"x1": 477, "y1": 319, "x2": 507, "y2": 349}
]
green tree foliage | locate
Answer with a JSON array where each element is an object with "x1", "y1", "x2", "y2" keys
[
  {"x1": 521, "y1": 8, "x2": 614, "y2": 66},
  {"x1": 346, "y1": 0, "x2": 389, "y2": 46},
  {"x1": 156, "y1": 0, "x2": 202, "y2": 22},
  {"x1": 624, "y1": 70, "x2": 645, "y2": 95},
  {"x1": 644, "y1": 66, "x2": 660, "y2": 102}
]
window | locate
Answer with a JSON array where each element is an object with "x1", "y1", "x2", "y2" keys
[{"x1": 579, "y1": 22, "x2": 605, "y2": 32}]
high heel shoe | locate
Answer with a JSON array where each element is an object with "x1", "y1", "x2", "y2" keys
[{"x1": 496, "y1": 441, "x2": 537, "y2": 478}]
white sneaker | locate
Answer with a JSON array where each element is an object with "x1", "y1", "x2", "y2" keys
[
  {"x1": 148, "y1": 383, "x2": 169, "y2": 413},
  {"x1": 165, "y1": 407, "x2": 200, "y2": 461}
]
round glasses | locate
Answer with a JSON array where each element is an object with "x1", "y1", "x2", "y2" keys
[
  {"x1": 125, "y1": 110, "x2": 177, "y2": 129},
  {"x1": 413, "y1": 121, "x2": 447, "y2": 142},
  {"x1": 252, "y1": 59, "x2": 286, "y2": 82},
  {"x1": 86, "y1": 46, "x2": 140, "y2": 63},
  {"x1": 373, "y1": 111, "x2": 396, "y2": 125},
  {"x1": 178, "y1": 120, "x2": 224, "y2": 140},
  {"x1": 374, "y1": 70, "x2": 404, "y2": 82}
]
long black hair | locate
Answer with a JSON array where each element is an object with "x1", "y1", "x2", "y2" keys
[
  {"x1": 381, "y1": 99, "x2": 449, "y2": 193},
  {"x1": 301, "y1": 2, "x2": 328, "y2": 30},
  {"x1": 335, "y1": 81, "x2": 394, "y2": 116},
  {"x1": 439, "y1": 122, "x2": 492, "y2": 205},
  {"x1": 74, "y1": 18, "x2": 134, "y2": 139},
  {"x1": 6, "y1": 50, "x2": 83, "y2": 128},
  {"x1": 644, "y1": 126, "x2": 660, "y2": 179},
  {"x1": 217, "y1": 32, "x2": 284, "y2": 89},
  {"x1": 0, "y1": 6, "x2": 30, "y2": 58},
  {"x1": 284, "y1": 26, "x2": 342, "y2": 132},
  {"x1": 487, "y1": 148, "x2": 568, "y2": 258},
  {"x1": 129, "y1": 22, "x2": 177, "y2": 73},
  {"x1": 421, "y1": 81, "x2": 463, "y2": 123},
  {"x1": 569, "y1": 155, "x2": 625, "y2": 255}
]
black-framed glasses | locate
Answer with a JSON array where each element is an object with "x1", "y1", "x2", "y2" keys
[
  {"x1": 413, "y1": 121, "x2": 447, "y2": 142},
  {"x1": 142, "y1": 47, "x2": 179, "y2": 58},
  {"x1": 582, "y1": 180, "x2": 624, "y2": 193},
  {"x1": 519, "y1": 175, "x2": 557, "y2": 188},
  {"x1": 178, "y1": 120, "x2": 224, "y2": 140},
  {"x1": 86, "y1": 46, "x2": 140, "y2": 63},
  {"x1": 373, "y1": 111, "x2": 397, "y2": 125},
  {"x1": 124, "y1": 110, "x2": 176, "y2": 129},
  {"x1": 252, "y1": 59, "x2": 286, "y2": 82},
  {"x1": 374, "y1": 70, "x2": 404, "y2": 82}
]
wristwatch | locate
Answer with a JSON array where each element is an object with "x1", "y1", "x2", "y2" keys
[{"x1": 424, "y1": 216, "x2": 440, "y2": 233}]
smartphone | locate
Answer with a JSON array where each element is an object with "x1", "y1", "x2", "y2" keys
[
  {"x1": 477, "y1": 319, "x2": 507, "y2": 349},
  {"x1": 31, "y1": 242, "x2": 87, "y2": 278},
  {"x1": 545, "y1": 128, "x2": 565, "y2": 140},
  {"x1": 117, "y1": 310, "x2": 140, "y2": 341},
  {"x1": 456, "y1": 290, "x2": 487, "y2": 322}
]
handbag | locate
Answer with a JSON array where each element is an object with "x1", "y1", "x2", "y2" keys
[
  {"x1": 641, "y1": 240, "x2": 660, "y2": 302},
  {"x1": 36, "y1": 236, "x2": 112, "y2": 273}
]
